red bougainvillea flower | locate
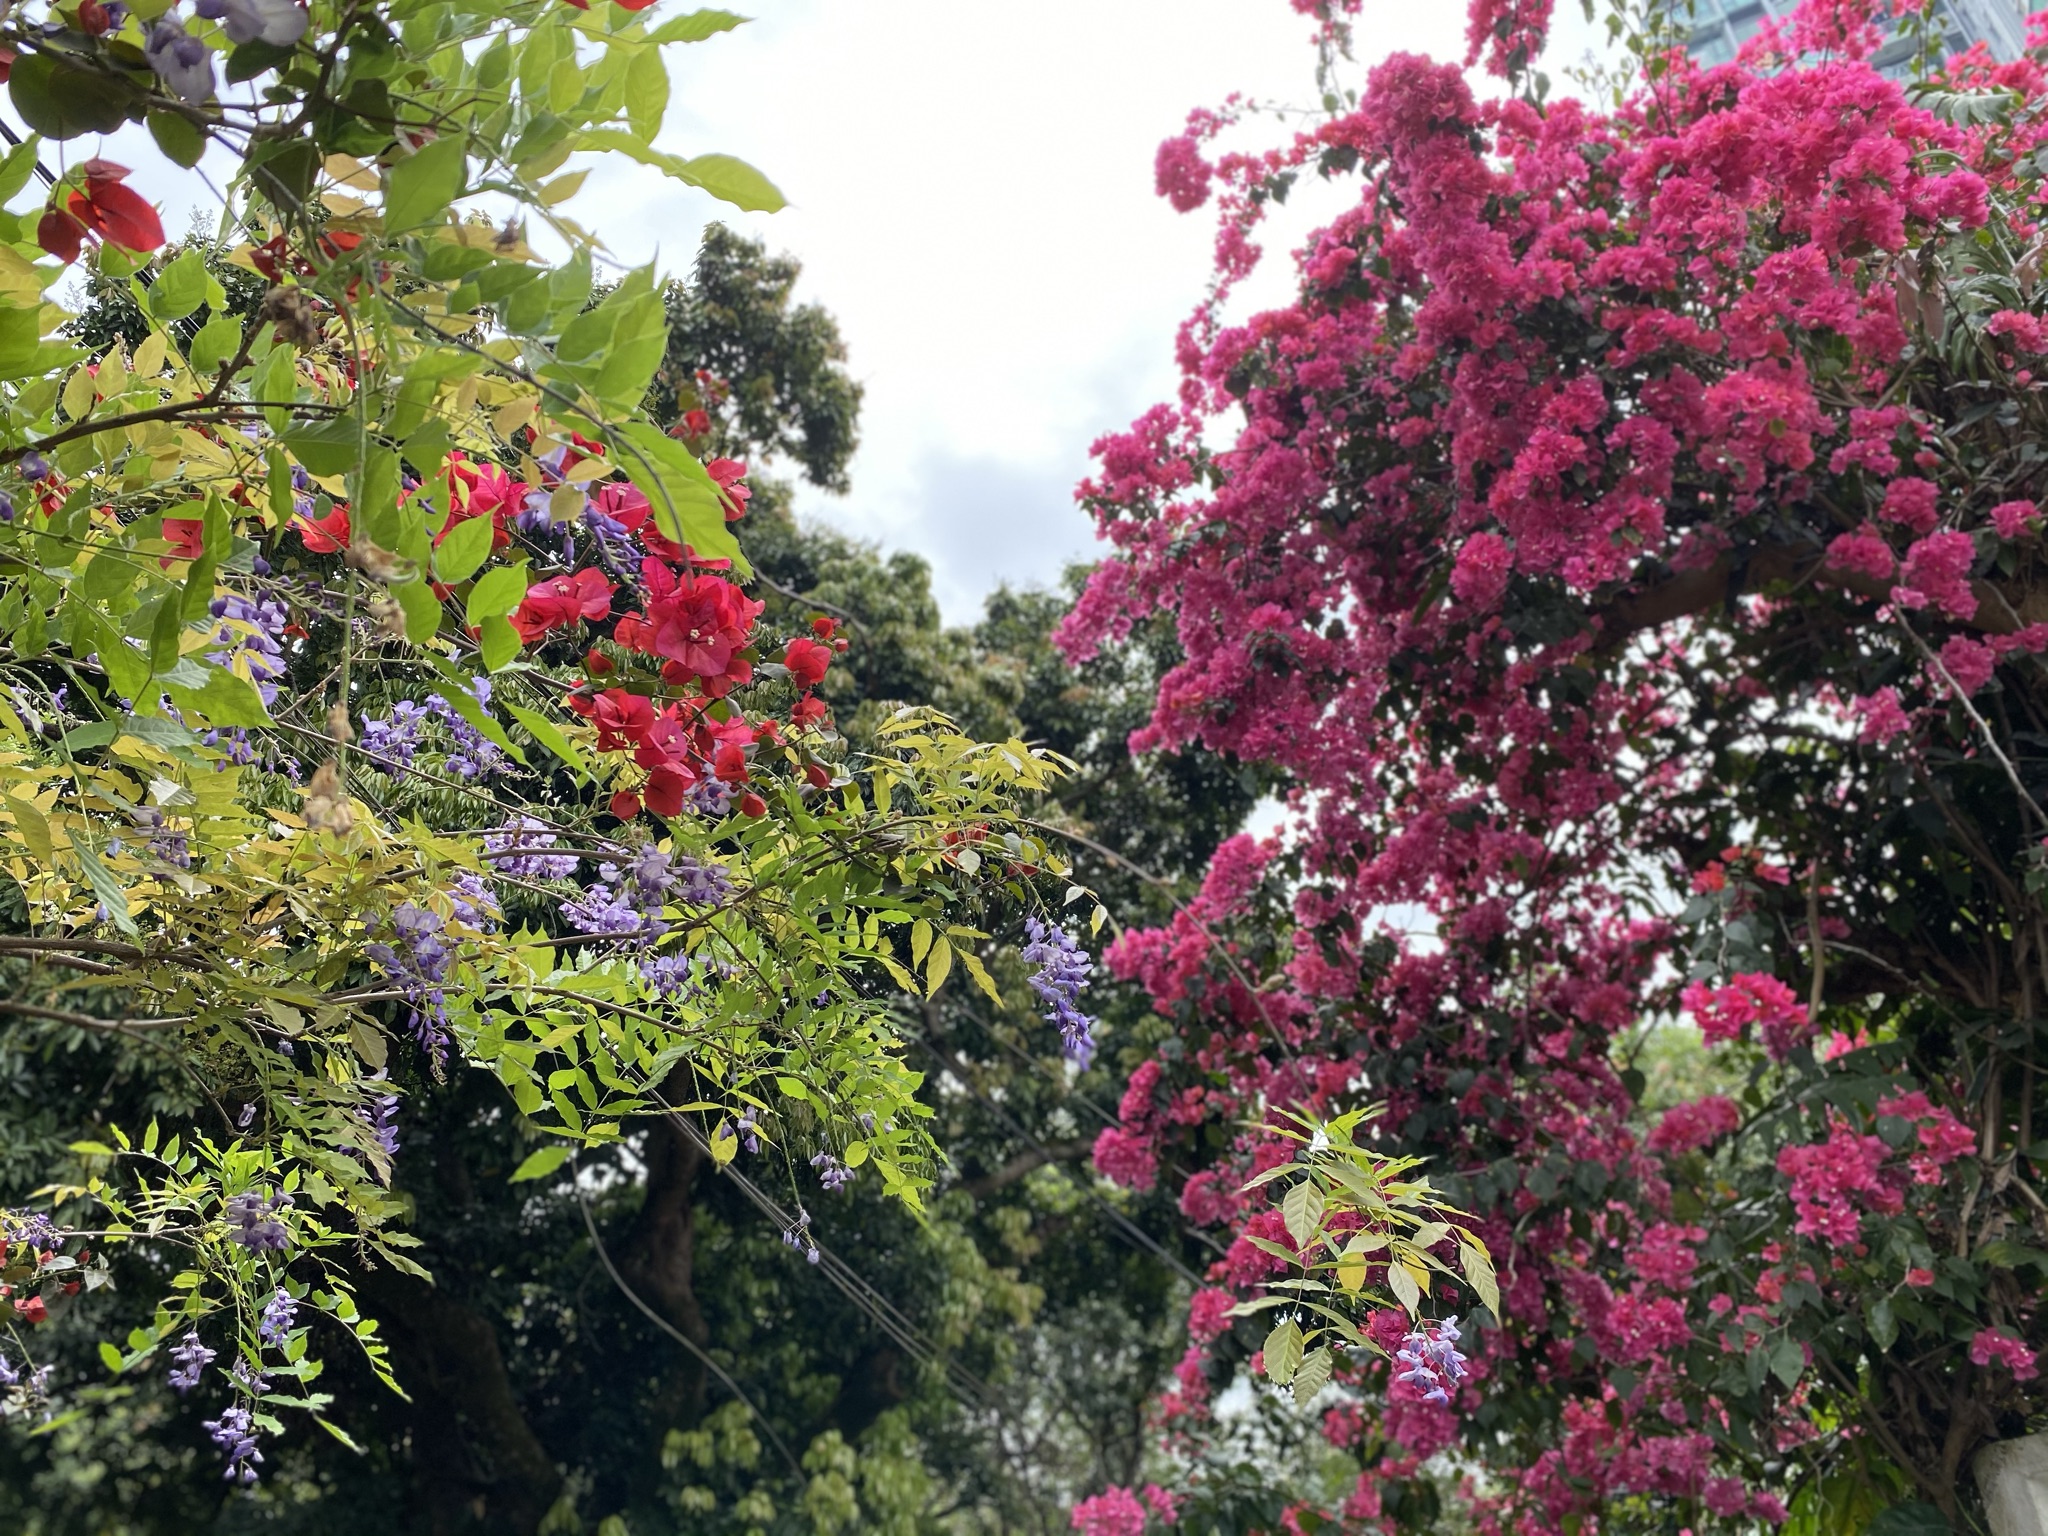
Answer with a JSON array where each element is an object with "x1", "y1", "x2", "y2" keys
[
  {"x1": 791, "y1": 694, "x2": 829, "y2": 729},
  {"x1": 707, "y1": 458, "x2": 751, "y2": 521},
  {"x1": 511, "y1": 569, "x2": 614, "y2": 644},
  {"x1": 62, "y1": 161, "x2": 165, "y2": 255},
  {"x1": 588, "y1": 481, "x2": 688, "y2": 563},
  {"x1": 36, "y1": 208, "x2": 86, "y2": 263},
  {"x1": 569, "y1": 688, "x2": 656, "y2": 753},
  {"x1": 643, "y1": 762, "x2": 696, "y2": 817},
  {"x1": 293, "y1": 501, "x2": 350, "y2": 553},
  {"x1": 611, "y1": 558, "x2": 762, "y2": 692},
  {"x1": 738, "y1": 791, "x2": 767, "y2": 817},
  {"x1": 161, "y1": 516, "x2": 205, "y2": 567},
  {"x1": 607, "y1": 789, "x2": 640, "y2": 818},
  {"x1": 783, "y1": 636, "x2": 831, "y2": 688}
]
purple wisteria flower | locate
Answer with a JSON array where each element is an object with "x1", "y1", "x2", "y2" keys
[
  {"x1": 448, "y1": 871, "x2": 499, "y2": 932},
  {"x1": 1021, "y1": 918, "x2": 1097, "y2": 1068},
  {"x1": 203, "y1": 1402, "x2": 263, "y2": 1484},
  {"x1": 258, "y1": 1288, "x2": 297, "y2": 1348},
  {"x1": 782, "y1": 1206, "x2": 820, "y2": 1264},
  {"x1": 2, "y1": 1209, "x2": 61, "y2": 1251},
  {"x1": 439, "y1": 678, "x2": 509, "y2": 780},
  {"x1": 359, "y1": 1090, "x2": 400, "y2": 1160},
  {"x1": 1395, "y1": 1316, "x2": 1470, "y2": 1405},
  {"x1": 359, "y1": 701, "x2": 429, "y2": 773},
  {"x1": 811, "y1": 1152, "x2": 853, "y2": 1192},
  {"x1": 145, "y1": 19, "x2": 215, "y2": 103},
  {"x1": 560, "y1": 846, "x2": 730, "y2": 944},
  {"x1": 207, "y1": 593, "x2": 289, "y2": 705},
  {"x1": 358, "y1": 680, "x2": 508, "y2": 782},
  {"x1": 689, "y1": 780, "x2": 735, "y2": 817},
  {"x1": 364, "y1": 903, "x2": 452, "y2": 1058},
  {"x1": 168, "y1": 1331, "x2": 214, "y2": 1393},
  {"x1": 18, "y1": 452, "x2": 50, "y2": 482},
  {"x1": 196, "y1": 0, "x2": 309, "y2": 47},
  {"x1": 484, "y1": 817, "x2": 580, "y2": 880},
  {"x1": 639, "y1": 953, "x2": 697, "y2": 997},
  {"x1": 131, "y1": 807, "x2": 191, "y2": 869},
  {"x1": 223, "y1": 1191, "x2": 291, "y2": 1252}
]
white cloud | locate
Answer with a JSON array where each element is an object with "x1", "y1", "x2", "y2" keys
[
  {"x1": 586, "y1": 0, "x2": 1509, "y2": 620},
  {"x1": 55, "y1": 1, "x2": 1620, "y2": 622}
]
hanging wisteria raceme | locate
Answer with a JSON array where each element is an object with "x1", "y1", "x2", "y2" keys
[{"x1": 1019, "y1": 917, "x2": 1097, "y2": 1067}]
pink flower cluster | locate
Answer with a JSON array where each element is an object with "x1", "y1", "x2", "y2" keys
[
  {"x1": 1070, "y1": 1483, "x2": 1177, "y2": 1535},
  {"x1": 1681, "y1": 973, "x2": 1814, "y2": 1060},
  {"x1": 1649, "y1": 1095, "x2": 1742, "y2": 1155},
  {"x1": 1972, "y1": 1329, "x2": 2041, "y2": 1381}
]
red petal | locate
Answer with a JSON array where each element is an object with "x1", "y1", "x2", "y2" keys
[
  {"x1": 80, "y1": 158, "x2": 130, "y2": 186},
  {"x1": 608, "y1": 791, "x2": 641, "y2": 820},
  {"x1": 82, "y1": 182, "x2": 164, "y2": 254},
  {"x1": 36, "y1": 208, "x2": 84, "y2": 264}
]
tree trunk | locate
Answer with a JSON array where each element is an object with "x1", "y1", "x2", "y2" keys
[{"x1": 355, "y1": 1262, "x2": 563, "y2": 1536}]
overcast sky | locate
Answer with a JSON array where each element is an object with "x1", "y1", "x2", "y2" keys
[
  {"x1": 70, "y1": 2, "x2": 1613, "y2": 623},
  {"x1": 591, "y1": 1, "x2": 1615, "y2": 622}
]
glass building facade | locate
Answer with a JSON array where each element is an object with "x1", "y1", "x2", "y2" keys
[{"x1": 1668, "y1": 0, "x2": 2028, "y2": 70}]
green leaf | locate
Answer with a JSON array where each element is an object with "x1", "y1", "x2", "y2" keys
[
  {"x1": 1388, "y1": 1261, "x2": 1421, "y2": 1314},
  {"x1": 1867, "y1": 1506, "x2": 1950, "y2": 1536},
  {"x1": 98, "y1": 1340, "x2": 124, "y2": 1374},
  {"x1": 149, "y1": 250, "x2": 210, "y2": 322},
  {"x1": 146, "y1": 111, "x2": 206, "y2": 169},
  {"x1": 481, "y1": 617, "x2": 518, "y2": 670},
  {"x1": 1769, "y1": 1336, "x2": 1805, "y2": 1389},
  {"x1": 509, "y1": 1145, "x2": 571, "y2": 1182},
  {"x1": 165, "y1": 664, "x2": 272, "y2": 729},
  {"x1": 433, "y1": 513, "x2": 494, "y2": 585},
  {"x1": 0, "y1": 139, "x2": 41, "y2": 206},
  {"x1": 505, "y1": 700, "x2": 590, "y2": 783},
  {"x1": 188, "y1": 314, "x2": 243, "y2": 378},
  {"x1": 1262, "y1": 1318, "x2": 1304, "y2": 1385},
  {"x1": 384, "y1": 134, "x2": 469, "y2": 234},
  {"x1": 396, "y1": 577, "x2": 442, "y2": 645},
  {"x1": 625, "y1": 46, "x2": 670, "y2": 141},
  {"x1": 672, "y1": 153, "x2": 786, "y2": 212},
  {"x1": 9, "y1": 54, "x2": 138, "y2": 140},
  {"x1": 646, "y1": 8, "x2": 747, "y2": 43},
  {"x1": 611, "y1": 422, "x2": 747, "y2": 573},
  {"x1": 312, "y1": 1417, "x2": 365, "y2": 1453},
  {"x1": 1459, "y1": 1242, "x2": 1500, "y2": 1318},
  {"x1": 1868, "y1": 1296, "x2": 1897, "y2": 1352},
  {"x1": 72, "y1": 841, "x2": 137, "y2": 934},
  {"x1": 283, "y1": 419, "x2": 363, "y2": 478},
  {"x1": 572, "y1": 131, "x2": 785, "y2": 214},
  {"x1": 1281, "y1": 1179, "x2": 1325, "y2": 1250},
  {"x1": 466, "y1": 565, "x2": 529, "y2": 626},
  {"x1": 1291, "y1": 1346, "x2": 1333, "y2": 1406}
]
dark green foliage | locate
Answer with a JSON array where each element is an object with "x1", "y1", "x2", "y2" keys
[{"x1": 645, "y1": 225, "x2": 861, "y2": 495}]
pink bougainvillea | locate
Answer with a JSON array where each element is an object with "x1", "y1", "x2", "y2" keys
[{"x1": 1057, "y1": 0, "x2": 2048, "y2": 1523}]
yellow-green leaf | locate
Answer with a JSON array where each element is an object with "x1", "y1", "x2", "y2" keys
[
  {"x1": 1263, "y1": 1318, "x2": 1303, "y2": 1385},
  {"x1": 509, "y1": 1144, "x2": 571, "y2": 1182}
]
